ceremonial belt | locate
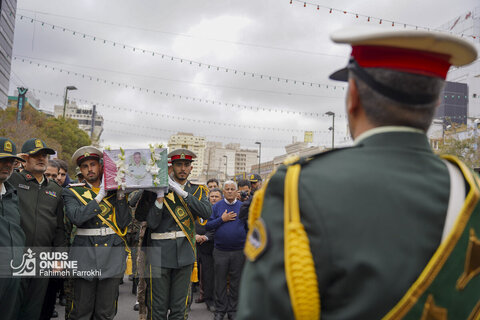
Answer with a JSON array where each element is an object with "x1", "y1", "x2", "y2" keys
[
  {"x1": 163, "y1": 191, "x2": 196, "y2": 254},
  {"x1": 76, "y1": 227, "x2": 116, "y2": 236},
  {"x1": 151, "y1": 231, "x2": 186, "y2": 240}
]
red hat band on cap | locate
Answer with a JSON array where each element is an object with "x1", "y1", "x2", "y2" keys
[
  {"x1": 171, "y1": 154, "x2": 193, "y2": 161},
  {"x1": 77, "y1": 153, "x2": 101, "y2": 164},
  {"x1": 351, "y1": 45, "x2": 452, "y2": 79}
]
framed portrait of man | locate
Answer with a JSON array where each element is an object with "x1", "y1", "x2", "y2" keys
[{"x1": 103, "y1": 148, "x2": 168, "y2": 190}]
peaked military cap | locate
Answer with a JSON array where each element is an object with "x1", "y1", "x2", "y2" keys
[
  {"x1": 0, "y1": 137, "x2": 25, "y2": 162},
  {"x1": 248, "y1": 173, "x2": 262, "y2": 183},
  {"x1": 72, "y1": 146, "x2": 103, "y2": 165},
  {"x1": 21, "y1": 138, "x2": 56, "y2": 155},
  {"x1": 168, "y1": 149, "x2": 197, "y2": 163},
  {"x1": 329, "y1": 27, "x2": 478, "y2": 104}
]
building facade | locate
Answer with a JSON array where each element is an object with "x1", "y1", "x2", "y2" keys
[
  {"x1": 168, "y1": 132, "x2": 206, "y2": 179},
  {"x1": 53, "y1": 101, "x2": 104, "y2": 141},
  {"x1": 0, "y1": 0, "x2": 16, "y2": 108},
  {"x1": 251, "y1": 141, "x2": 326, "y2": 180},
  {"x1": 440, "y1": 7, "x2": 480, "y2": 117},
  {"x1": 434, "y1": 81, "x2": 469, "y2": 125},
  {"x1": 202, "y1": 142, "x2": 259, "y2": 183}
]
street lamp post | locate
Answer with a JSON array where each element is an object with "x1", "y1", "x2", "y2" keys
[
  {"x1": 325, "y1": 111, "x2": 335, "y2": 149},
  {"x1": 255, "y1": 141, "x2": 261, "y2": 175},
  {"x1": 223, "y1": 155, "x2": 228, "y2": 180},
  {"x1": 63, "y1": 86, "x2": 77, "y2": 118}
]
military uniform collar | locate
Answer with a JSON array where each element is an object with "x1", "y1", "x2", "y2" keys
[
  {"x1": 354, "y1": 126, "x2": 424, "y2": 145},
  {"x1": 1, "y1": 181, "x2": 17, "y2": 199},
  {"x1": 21, "y1": 170, "x2": 48, "y2": 185}
]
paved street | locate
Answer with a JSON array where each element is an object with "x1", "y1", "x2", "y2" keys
[{"x1": 56, "y1": 276, "x2": 213, "y2": 320}]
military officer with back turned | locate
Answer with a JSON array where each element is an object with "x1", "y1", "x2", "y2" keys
[
  {"x1": 63, "y1": 146, "x2": 132, "y2": 320},
  {"x1": 238, "y1": 28, "x2": 479, "y2": 319},
  {"x1": 136, "y1": 148, "x2": 211, "y2": 320}
]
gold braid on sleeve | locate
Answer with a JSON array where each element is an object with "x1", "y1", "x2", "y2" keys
[{"x1": 284, "y1": 164, "x2": 321, "y2": 319}]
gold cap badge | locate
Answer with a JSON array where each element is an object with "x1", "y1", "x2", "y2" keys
[
  {"x1": 35, "y1": 139, "x2": 43, "y2": 148},
  {"x1": 180, "y1": 153, "x2": 185, "y2": 159},
  {"x1": 4, "y1": 141, "x2": 12, "y2": 152}
]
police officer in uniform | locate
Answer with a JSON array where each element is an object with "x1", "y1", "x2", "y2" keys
[
  {"x1": 0, "y1": 138, "x2": 26, "y2": 320},
  {"x1": 8, "y1": 138, "x2": 67, "y2": 320},
  {"x1": 137, "y1": 148, "x2": 211, "y2": 320},
  {"x1": 62, "y1": 146, "x2": 131, "y2": 320},
  {"x1": 238, "y1": 29, "x2": 479, "y2": 319}
]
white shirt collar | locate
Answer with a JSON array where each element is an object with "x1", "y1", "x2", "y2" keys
[
  {"x1": 354, "y1": 126, "x2": 424, "y2": 145},
  {"x1": 224, "y1": 198, "x2": 237, "y2": 205},
  {"x1": 0, "y1": 183, "x2": 6, "y2": 198}
]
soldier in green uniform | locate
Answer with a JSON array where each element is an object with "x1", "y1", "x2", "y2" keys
[
  {"x1": 0, "y1": 138, "x2": 26, "y2": 320},
  {"x1": 8, "y1": 138, "x2": 67, "y2": 320},
  {"x1": 62, "y1": 146, "x2": 132, "y2": 320},
  {"x1": 136, "y1": 148, "x2": 211, "y2": 320},
  {"x1": 238, "y1": 29, "x2": 479, "y2": 319}
]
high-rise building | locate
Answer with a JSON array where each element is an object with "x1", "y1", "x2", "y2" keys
[
  {"x1": 434, "y1": 81, "x2": 469, "y2": 125},
  {"x1": 168, "y1": 132, "x2": 206, "y2": 179},
  {"x1": 439, "y1": 7, "x2": 480, "y2": 116},
  {"x1": 203, "y1": 142, "x2": 258, "y2": 182},
  {"x1": 53, "y1": 101, "x2": 104, "y2": 141},
  {"x1": 0, "y1": 0, "x2": 16, "y2": 108}
]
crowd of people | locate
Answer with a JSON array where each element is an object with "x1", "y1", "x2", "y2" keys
[{"x1": 0, "y1": 137, "x2": 261, "y2": 320}]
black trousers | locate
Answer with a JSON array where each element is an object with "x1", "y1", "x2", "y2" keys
[
  {"x1": 213, "y1": 249, "x2": 245, "y2": 319},
  {"x1": 69, "y1": 276, "x2": 121, "y2": 320},
  {"x1": 198, "y1": 250, "x2": 214, "y2": 303},
  {"x1": 40, "y1": 278, "x2": 61, "y2": 320},
  {"x1": 0, "y1": 276, "x2": 22, "y2": 320},
  {"x1": 16, "y1": 277, "x2": 50, "y2": 320}
]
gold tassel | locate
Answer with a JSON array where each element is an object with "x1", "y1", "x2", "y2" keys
[
  {"x1": 125, "y1": 252, "x2": 133, "y2": 275},
  {"x1": 191, "y1": 261, "x2": 199, "y2": 283}
]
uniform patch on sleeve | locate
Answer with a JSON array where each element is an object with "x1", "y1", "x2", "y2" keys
[{"x1": 244, "y1": 218, "x2": 269, "y2": 262}]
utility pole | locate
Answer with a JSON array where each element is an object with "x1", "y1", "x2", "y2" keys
[
  {"x1": 90, "y1": 105, "x2": 96, "y2": 139},
  {"x1": 325, "y1": 111, "x2": 335, "y2": 149},
  {"x1": 16, "y1": 87, "x2": 28, "y2": 123}
]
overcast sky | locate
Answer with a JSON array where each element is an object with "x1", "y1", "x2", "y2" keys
[{"x1": 9, "y1": 0, "x2": 479, "y2": 161}]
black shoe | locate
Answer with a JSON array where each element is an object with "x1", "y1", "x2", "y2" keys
[
  {"x1": 214, "y1": 314, "x2": 225, "y2": 320},
  {"x1": 51, "y1": 310, "x2": 59, "y2": 318},
  {"x1": 128, "y1": 274, "x2": 134, "y2": 281},
  {"x1": 133, "y1": 303, "x2": 139, "y2": 311}
]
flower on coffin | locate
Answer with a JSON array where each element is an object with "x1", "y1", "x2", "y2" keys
[
  {"x1": 148, "y1": 145, "x2": 162, "y2": 187},
  {"x1": 146, "y1": 162, "x2": 160, "y2": 176},
  {"x1": 115, "y1": 148, "x2": 127, "y2": 190}
]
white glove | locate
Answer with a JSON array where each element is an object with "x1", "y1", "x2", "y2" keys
[
  {"x1": 95, "y1": 180, "x2": 107, "y2": 203},
  {"x1": 156, "y1": 186, "x2": 168, "y2": 198},
  {"x1": 168, "y1": 176, "x2": 188, "y2": 198}
]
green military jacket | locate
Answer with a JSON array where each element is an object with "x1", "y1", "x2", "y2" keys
[
  {"x1": 62, "y1": 183, "x2": 131, "y2": 279},
  {"x1": 8, "y1": 170, "x2": 66, "y2": 250},
  {"x1": 238, "y1": 131, "x2": 454, "y2": 320},
  {"x1": 0, "y1": 181, "x2": 25, "y2": 278},
  {"x1": 137, "y1": 181, "x2": 211, "y2": 268}
]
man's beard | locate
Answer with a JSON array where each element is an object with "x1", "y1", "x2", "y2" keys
[{"x1": 86, "y1": 173, "x2": 99, "y2": 184}]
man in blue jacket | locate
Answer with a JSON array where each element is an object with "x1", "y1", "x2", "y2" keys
[{"x1": 206, "y1": 180, "x2": 246, "y2": 320}]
